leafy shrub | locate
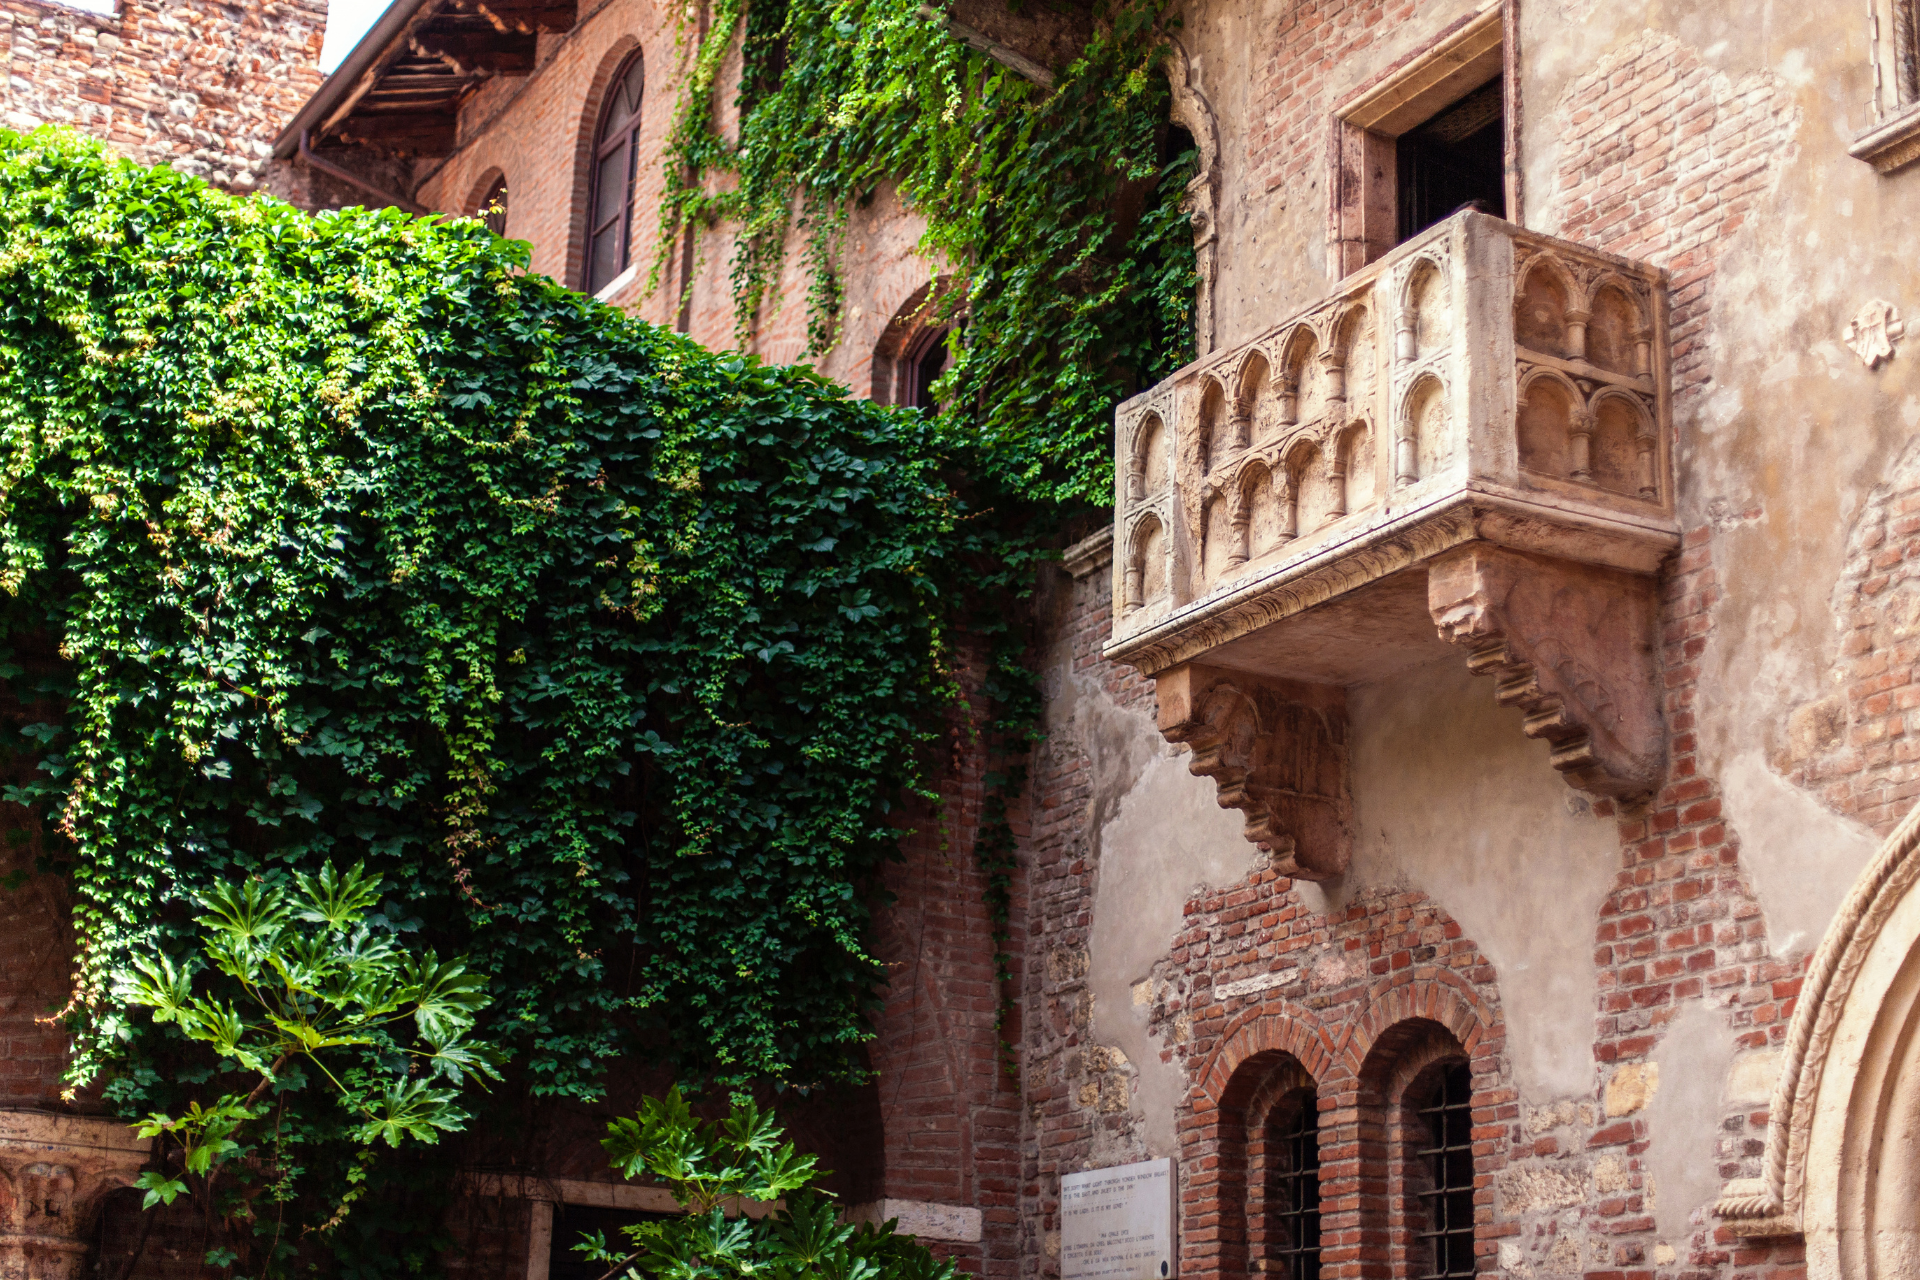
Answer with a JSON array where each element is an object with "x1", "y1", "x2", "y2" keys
[
  {"x1": 579, "y1": 1089, "x2": 957, "y2": 1280},
  {"x1": 122, "y1": 863, "x2": 498, "y2": 1266}
]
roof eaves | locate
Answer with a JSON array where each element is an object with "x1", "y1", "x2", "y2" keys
[{"x1": 272, "y1": 0, "x2": 440, "y2": 160}]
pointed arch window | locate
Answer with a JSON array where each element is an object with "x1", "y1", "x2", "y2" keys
[
  {"x1": 588, "y1": 53, "x2": 646, "y2": 294},
  {"x1": 481, "y1": 174, "x2": 509, "y2": 236}
]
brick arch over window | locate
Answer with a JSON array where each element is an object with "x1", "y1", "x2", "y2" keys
[
  {"x1": 871, "y1": 278, "x2": 957, "y2": 407},
  {"x1": 465, "y1": 167, "x2": 508, "y2": 236},
  {"x1": 1187, "y1": 1003, "x2": 1336, "y2": 1280},
  {"x1": 567, "y1": 37, "x2": 644, "y2": 293},
  {"x1": 1335, "y1": 976, "x2": 1503, "y2": 1280}
]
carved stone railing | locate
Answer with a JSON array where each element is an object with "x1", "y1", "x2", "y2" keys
[{"x1": 1108, "y1": 210, "x2": 1677, "y2": 880}]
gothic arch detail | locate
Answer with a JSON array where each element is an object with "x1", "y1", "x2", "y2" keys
[
  {"x1": 1165, "y1": 35, "x2": 1221, "y2": 356},
  {"x1": 1717, "y1": 800, "x2": 1920, "y2": 1276}
]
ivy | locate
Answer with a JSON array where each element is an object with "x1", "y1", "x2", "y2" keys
[
  {"x1": 652, "y1": 0, "x2": 1198, "y2": 1058},
  {"x1": 0, "y1": 125, "x2": 1034, "y2": 1235},
  {"x1": 657, "y1": 0, "x2": 1198, "y2": 508},
  {"x1": 0, "y1": 0, "x2": 1196, "y2": 1263}
]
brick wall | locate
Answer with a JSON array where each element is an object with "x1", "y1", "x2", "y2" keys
[
  {"x1": 1012, "y1": 528, "x2": 1813, "y2": 1280},
  {"x1": 0, "y1": 0, "x2": 326, "y2": 191},
  {"x1": 1784, "y1": 438, "x2": 1920, "y2": 834},
  {"x1": 871, "y1": 647, "x2": 1028, "y2": 1280},
  {"x1": 1543, "y1": 28, "x2": 1800, "y2": 414}
]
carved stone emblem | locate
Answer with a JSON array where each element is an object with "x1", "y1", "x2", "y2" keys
[{"x1": 1842, "y1": 299, "x2": 1904, "y2": 369}]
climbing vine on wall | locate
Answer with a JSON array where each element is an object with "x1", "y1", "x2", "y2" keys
[
  {"x1": 0, "y1": 0, "x2": 1196, "y2": 1258},
  {"x1": 654, "y1": 0, "x2": 1199, "y2": 1058},
  {"x1": 0, "y1": 127, "x2": 1046, "y2": 1242},
  {"x1": 657, "y1": 0, "x2": 1198, "y2": 509}
]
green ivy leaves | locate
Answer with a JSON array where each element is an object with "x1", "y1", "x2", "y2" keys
[
  {"x1": 656, "y1": 0, "x2": 1197, "y2": 509},
  {"x1": 0, "y1": 127, "x2": 1017, "y2": 1196}
]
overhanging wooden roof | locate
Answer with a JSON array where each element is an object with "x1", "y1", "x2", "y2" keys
[{"x1": 275, "y1": 0, "x2": 577, "y2": 159}]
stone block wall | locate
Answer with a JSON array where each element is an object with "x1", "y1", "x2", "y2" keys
[{"x1": 0, "y1": 0, "x2": 326, "y2": 192}]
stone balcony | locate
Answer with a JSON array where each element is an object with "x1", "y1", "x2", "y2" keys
[{"x1": 1106, "y1": 211, "x2": 1678, "y2": 880}]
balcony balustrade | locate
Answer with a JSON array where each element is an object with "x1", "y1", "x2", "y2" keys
[{"x1": 1106, "y1": 210, "x2": 1678, "y2": 879}]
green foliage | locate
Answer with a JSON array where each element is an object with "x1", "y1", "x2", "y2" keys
[
  {"x1": 658, "y1": 0, "x2": 1197, "y2": 509},
  {"x1": 0, "y1": 126, "x2": 1034, "y2": 1254},
  {"x1": 120, "y1": 865, "x2": 496, "y2": 1263},
  {"x1": 0, "y1": 0, "x2": 1198, "y2": 1264},
  {"x1": 580, "y1": 1088, "x2": 957, "y2": 1280}
]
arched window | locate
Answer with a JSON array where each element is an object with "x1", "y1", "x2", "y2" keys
[
  {"x1": 872, "y1": 281, "x2": 958, "y2": 408},
  {"x1": 1214, "y1": 1048, "x2": 1322, "y2": 1280},
  {"x1": 480, "y1": 173, "x2": 508, "y2": 236},
  {"x1": 1264, "y1": 1086, "x2": 1321, "y2": 1280},
  {"x1": 1409, "y1": 1060, "x2": 1475, "y2": 1280},
  {"x1": 587, "y1": 52, "x2": 645, "y2": 294},
  {"x1": 902, "y1": 325, "x2": 952, "y2": 411}
]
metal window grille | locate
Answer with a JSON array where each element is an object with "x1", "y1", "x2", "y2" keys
[
  {"x1": 1266, "y1": 1087, "x2": 1321, "y2": 1280},
  {"x1": 1414, "y1": 1062, "x2": 1476, "y2": 1280}
]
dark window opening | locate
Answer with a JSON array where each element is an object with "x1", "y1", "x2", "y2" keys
[
  {"x1": 482, "y1": 175, "x2": 509, "y2": 236},
  {"x1": 1162, "y1": 122, "x2": 1197, "y2": 170},
  {"x1": 1412, "y1": 1061, "x2": 1477, "y2": 1280},
  {"x1": 1265, "y1": 1087, "x2": 1321, "y2": 1280},
  {"x1": 548, "y1": 1204, "x2": 676, "y2": 1280},
  {"x1": 905, "y1": 326, "x2": 952, "y2": 412},
  {"x1": 1396, "y1": 76, "x2": 1506, "y2": 243},
  {"x1": 588, "y1": 53, "x2": 646, "y2": 294}
]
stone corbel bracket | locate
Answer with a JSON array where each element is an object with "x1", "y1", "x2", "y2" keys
[
  {"x1": 1154, "y1": 664, "x2": 1352, "y2": 879},
  {"x1": 1427, "y1": 543, "x2": 1663, "y2": 800}
]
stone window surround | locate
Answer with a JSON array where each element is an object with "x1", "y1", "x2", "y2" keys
[
  {"x1": 1326, "y1": 1, "x2": 1519, "y2": 280},
  {"x1": 1854, "y1": 0, "x2": 1920, "y2": 170}
]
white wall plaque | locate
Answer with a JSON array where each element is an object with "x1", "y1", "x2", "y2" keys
[{"x1": 1060, "y1": 1157, "x2": 1177, "y2": 1280}]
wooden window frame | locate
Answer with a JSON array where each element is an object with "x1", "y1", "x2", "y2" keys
[
  {"x1": 1327, "y1": 3, "x2": 1516, "y2": 278},
  {"x1": 586, "y1": 52, "x2": 646, "y2": 296}
]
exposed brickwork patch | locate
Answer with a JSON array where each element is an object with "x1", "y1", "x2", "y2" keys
[
  {"x1": 1785, "y1": 439, "x2": 1920, "y2": 835},
  {"x1": 1547, "y1": 30, "x2": 1800, "y2": 407}
]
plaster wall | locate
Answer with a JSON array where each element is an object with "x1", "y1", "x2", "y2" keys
[{"x1": 1517, "y1": 0, "x2": 1919, "y2": 950}]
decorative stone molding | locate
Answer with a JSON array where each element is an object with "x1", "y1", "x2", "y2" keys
[
  {"x1": 1714, "y1": 798, "x2": 1920, "y2": 1265},
  {"x1": 1154, "y1": 664, "x2": 1351, "y2": 879},
  {"x1": 1428, "y1": 544, "x2": 1663, "y2": 798},
  {"x1": 1107, "y1": 210, "x2": 1676, "y2": 806},
  {"x1": 1855, "y1": 1, "x2": 1920, "y2": 172},
  {"x1": 1062, "y1": 526, "x2": 1114, "y2": 581},
  {"x1": 1849, "y1": 100, "x2": 1920, "y2": 173},
  {"x1": 0, "y1": 1111, "x2": 149, "y2": 1280},
  {"x1": 1841, "y1": 298, "x2": 1904, "y2": 369},
  {"x1": 1165, "y1": 36, "x2": 1221, "y2": 357}
]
